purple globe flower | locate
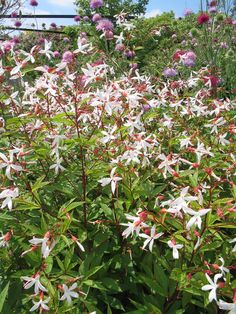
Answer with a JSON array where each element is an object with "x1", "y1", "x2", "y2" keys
[
  {"x1": 74, "y1": 15, "x2": 81, "y2": 22},
  {"x1": 62, "y1": 51, "x2": 73, "y2": 63},
  {"x1": 130, "y1": 63, "x2": 138, "y2": 71},
  {"x1": 11, "y1": 36, "x2": 20, "y2": 44},
  {"x1": 208, "y1": 6, "x2": 217, "y2": 13},
  {"x1": 80, "y1": 32, "x2": 87, "y2": 38},
  {"x1": 185, "y1": 51, "x2": 197, "y2": 60},
  {"x1": 11, "y1": 12, "x2": 18, "y2": 18},
  {"x1": 96, "y1": 18, "x2": 114, "y2": 31},
  {"x1": 14, "y1": 20, "x2": 22, "y2": 28},
  {"x1": 83, "y1": 16, "x2": 89, "y2": 22},
  {"x1": 80, "y1": 37, "x2": 88, "y2": 45},
  {"x1": 105, "y1": 31, "x2": 114, "y2": 40},
  {"x1": 143, "y1": 104, "x2": 151, "y2": 112},
  {"x1": 90, "y1": 0, "x2": 103, "y2": 9},
  {"x1": 92, "y1": 13, "x2": 102, "y2": 23},
  {"x1": 184, "y1": 8, "x2": 193, "y2": 16},
  {"x1": 182, "y1": 58, "x2": 195, "y2": 67},
  {"x1": 3, "y1": 42, "x2": 13, "y2": 52},
  {"x1": 53, "y1": 51, "x2": 60, "y2": 58},
  {"x1": 30, "y1": 0, "x2": 38, "y2": 6},
  {"x1": 50, "y1": 22, "x2": 57, "y2": 28},
  {"x1": 220, "y1": 42, "x2": 228, "y2": 48},
  {"x1": 163, "y1": 68, "x2": 178, "y2": 77},
  {"x1": 39, "y1": 37, "x2": 45, "y2": 44},
  {"x1": 125, "y1": 50, "x2": 135, "y2": 58},
  {"x1": 115, "y1": 44, "x2": 125, "y2": 52}
]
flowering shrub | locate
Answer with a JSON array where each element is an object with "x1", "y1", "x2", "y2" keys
[{"x1": 0, "y1": 4, "x2": 235, "y2": 314}]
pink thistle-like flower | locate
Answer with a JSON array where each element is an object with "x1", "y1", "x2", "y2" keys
[
  {"x1": 90, "y1": 0, "x2": 103, "y2": 9},
  {"x1": 197, "y1": 13, "x2": 210, "y2": 25},
  {"x1": 96, "y1": 18, "x2": 114, "y2": 31}
]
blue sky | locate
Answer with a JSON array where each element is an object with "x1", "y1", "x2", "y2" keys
[{"x1": 7, "y1": 0, "x2": 203, "y2": 28}]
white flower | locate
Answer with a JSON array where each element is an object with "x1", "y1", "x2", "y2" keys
[
  {"x1": 162, "y1": 187, "x2": 198, "y2": 217},
  {"x1": 100, "y1": 125, "x2": 117, "y2": 144},
  {"x1": 0, "y1": 188, "x2": 19, "y2": 211},
  {"x1": 0, "y1": 152, "x2": 23, "y2": 180},
  {"x1": 195, "y1": 140, "x2": 214, "y2": 163},
  {"x1": 217, "y1": 299, "x2": 236, "y2": 314},
  {"x1": 201, "y1": 273, "x2": 222, "y2": 302},
  {"x1": 180, "y1": 137, "x2": 193, "y2": 149},
  {"x1": 39, "y1": 40, "x2": 53, "y2": 60},
  {"x1": 30, "y1": 296, "x2": 50, "y2": 312},
  {"x1": 60, "y1": 283, "x2": 79, "y2": 304},
  {"x1": 98, "y1": 167, "x2": 122, "y2": 194},
  {"x1": 185, "y1": 208, "x2": 211, "y2": 230},
  {"x1": 121, "y1": 213, "x2": 148, "y2": 238},
  {"x1": 219, "y1": 133, "x2": 230, "y2": 146},
  {"x1": 167, "y1": 240, "x2": 183, "y2": 259},
  {"x1": 139, "y1": 226, "x2": 163, "y2": 252},
  {"x1": 218, "y1": 257, "x2": 229, "y2": 277},
  {"x1": 49, "y1": 158, "x2": 66, "y2": 175},
  {"x1": 71, "y1": 236, "x2": 85, "y2": 252},
  {"x1": 229, "y1": 238, "x2": 236, "y2": 252},
  {"x1": 157, "y1": 154, "x2": 177, "y2": 178},
  {"x1": 22, "y1": 273, "x2": 47, "y2": 294},
  {"x1": 29, "y1": 232, "x2": 56, "y2": 259},
  {"x1": 74, "y1": 39, "x2": 93, "y2": 55}
]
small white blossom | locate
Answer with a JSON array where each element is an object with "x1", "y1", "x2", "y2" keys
[
  {"x1": 167, "y1": 240, "x2": 183, "y2": 259},
  {"x1": 139, "y1": 226, "x2": 164, "y2": 251},
  {"x1": 22, "y1": 273, "x2": 47, "y2": 294},
  {"x1": 60, "y1": 283, "x2": 79, "y2": 304},
  {"x1": 217, "y1": 299, "x2": 236, "y2": 314},
  {"x1": 0, "y1": 187, "x2": 19, "y2": 211},
  {"x1": 98, "y1": 167, "x2": 122, "y2": 194},
  {"x1": 201, "y1": 273, "x2": 222, "y2": 302},
  {"x1": 30, "y1": 296, "x2": 50, "y2": 312},
  {"x1": 0, "y1": 152, "x2": 23, "y2": 180},
  {"x1": 185, "y1": 208, "x2": 211, "y2": 230}
]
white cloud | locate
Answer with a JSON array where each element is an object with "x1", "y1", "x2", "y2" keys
[
  {"x1": 145, "y1": 9, "x2": 162, "y2": 18},
  {"x1": 47, "y1": 0, "x2": 75, "y2": 7}
]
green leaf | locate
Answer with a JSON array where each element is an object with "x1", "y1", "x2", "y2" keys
[
  {"x1": 31, "y1": 176, "x2": 50, "y2": 192},
  {"x1": 15, "y1": 199, "x2": 41, "y2": 210},
  {"x1": 101, "y1": 277, "x2": 122, "y2": 292},
  {"x1": 83, "y1": 265, "x2": 104, "y2": 279},
  {"x1": 201, "y1": 241, "x2": 222, "y2": 252},
  {"x1": 83, "y1": 280, "x2": 107, "y2": 291},
  {"x1": 58, "y1": 200, "x2": 84, "y2": 217},
  {"x1": 0, "y1": 282, "x2": 10, "y2": 312}
]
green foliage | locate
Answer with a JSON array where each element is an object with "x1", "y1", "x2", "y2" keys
[{"x1": 76, "y1": 0, "x2": 149, "y2": 16}]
